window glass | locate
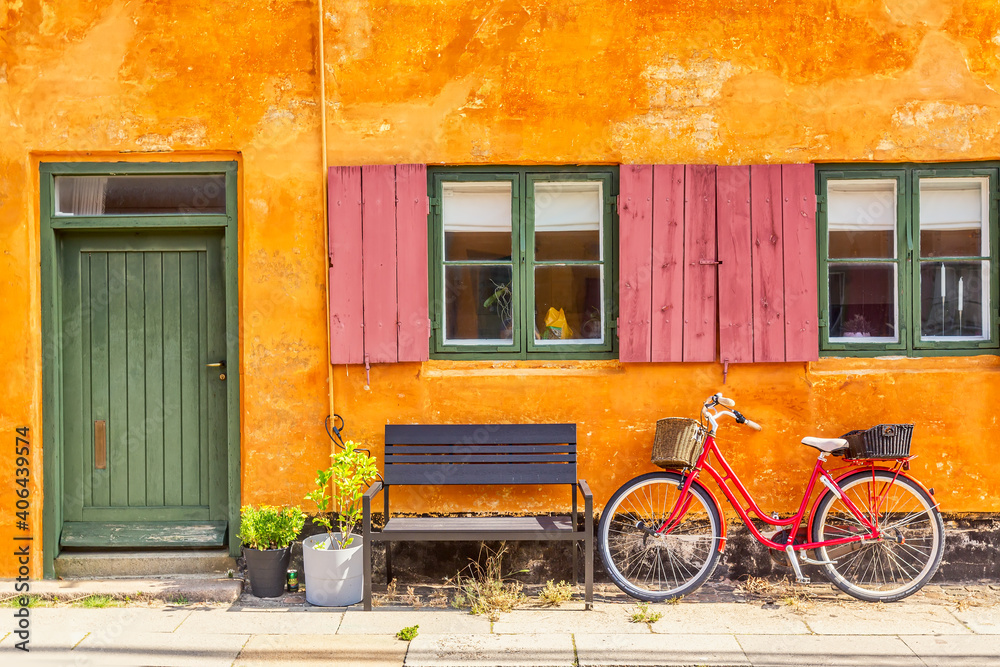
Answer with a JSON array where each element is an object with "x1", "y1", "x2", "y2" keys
[
  {"x1": 534, "y1": 182, "x2": 601, "y2": 261},
  {"x1": 919, "y1": 261, "x2": 987, "y2": 340},
  {"x1": 828, "y1": 264, "x2": 898, "y2": 341},
  {"x1": 444, "y1": 265, "x2": 514, "y2": 343},
  {"x1": 827, "y1": 180, "x2": 896, "y2": 259},
  {"x1": 534, "y1": 265, "x2": 603, "y2": 342},
  {"x1": 919, "y1": 178, "x2": 986, "y2": 258},
  {"x1": 54, "y1": 175, "x2": 226, "y2": 216}
]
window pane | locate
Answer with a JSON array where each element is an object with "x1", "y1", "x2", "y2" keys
[
  {"x1": 919, "y1": 178, "x2": 987, "y2": 258},
  {"x1": 444, "y1": 265, "x2": 514, "y2": 343},
  {"x1": 828, "y1": 263, "x2": 897, "y2": 341},
  {"x1": 443, "y1": 182, "x2": 512, "y2": 261},
  {"x1": 54, "y1": 175, "x2": 226, "y2": 215},
  {"x1": 919, "y1": 261, "x2": 987, "y2": 339},
  {"x1": 534, "y1": 182, "x2": 601, "y2": 261},
  {"x1": 827, "y1": 180, "x2": 896, "y2": 259},
  {"x1": 534, "y1": 265, "x2": 603, "y2": 342}
]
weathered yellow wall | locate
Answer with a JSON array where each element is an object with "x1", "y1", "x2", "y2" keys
[{"x1": 2, "y1": 1, "x2": 999, "y2": 578}]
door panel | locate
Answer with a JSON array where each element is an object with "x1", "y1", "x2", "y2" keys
[{"x1": 60, "y1": 232, "x2": 227, "y2": 534}]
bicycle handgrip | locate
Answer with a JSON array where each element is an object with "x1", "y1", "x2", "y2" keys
[{"x1": 744, "y1": 419, "x2": 762, "y2": 431}]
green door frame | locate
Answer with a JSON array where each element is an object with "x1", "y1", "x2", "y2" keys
[{"x1": 40, "y1": 160, "x2": 241, "y2": 577}]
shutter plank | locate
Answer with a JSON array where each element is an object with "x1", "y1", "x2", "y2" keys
[
  {"x1": 651, "y1": 165, "x2": 685, "y2": 362},
  {"x1": 750, "y1": 165, "x2": 785, "y2": 362},
  {"x1": 328, "y1": 167, "x2": 365, "y2": 364},
  {"x1": 782, "y1": 164, "x2": 819, "y2": 362},
  {"x1": 395, "y1": 164, "x2": 430, "y2": 362},
  {"x1": 618, "y1": 165, "x2": 654, "y2": 362},
  {"x1": 717, "y1": 166, "x2": 754, "y2": 364},
  {"x1": 682, "y1": 165, "x2": 717, "y2": 362},
  {"x1": 362, "y1": 165, "x2": 398, "y2": 363}
]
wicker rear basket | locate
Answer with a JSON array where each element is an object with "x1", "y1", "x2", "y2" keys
[
  {"x1": 652, "y1": 418, "x2": 707, "y2": 469},
  {"x1": 840, "y1": 424, "x2": 914, "y2": 459}
]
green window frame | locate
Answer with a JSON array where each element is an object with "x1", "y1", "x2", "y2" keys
[
  {"x1": 818, "y1": 163, "x2": 1000, "y2": 357},
  {"x1": 428, "y1": 166, "x2": 618, "y2": 359}
]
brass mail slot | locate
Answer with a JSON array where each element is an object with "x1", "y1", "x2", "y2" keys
[{"x1": 94, "y1": 420, "x2": 107, "y2": 470}]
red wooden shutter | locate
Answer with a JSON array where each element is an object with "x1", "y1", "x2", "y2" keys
[
  {"x1": 751, "y1": 165, "x2": 785, "y2": 362},
  {"x1": 395, "y1": 164, "x2": 430, "y2": 362},
  {"x1": 717, "y1": 166, "x2": 754, "y2": 364},
  {"x1": 328, "y1": 165, "x2": 430, "y2": 365},
  {"x1": 650, "y1": 165, "x2": 685, "y2": 362},
  {"x1": 781, "y1": 164, "x2": 818, "y2": 362},
  {"x1": 682, "y1": 166, "x2": 718, "y2": 362},
  {"x1": 328, "y1": 167, "x2": 365, "y2": 364},
  {"x1": 618, "y1": 165, "x2": 654, "y2": 362}
]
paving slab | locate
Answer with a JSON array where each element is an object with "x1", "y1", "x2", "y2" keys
[
  {"x1": 0, "y1": 626, "x2": 88, "y2": 652},
  {"x1": 28, "y1": 607, "x2": 193, "y2": 634},
  {"x1": 801, "y1": 603, "x2": 971, "y2": 635},
  {"x1": 493, "y1": 604, "x2": 648, "y2": 635},
  {"x1": 575, "y1": 633, "x2": 749, "y2": 666},
  {"x1": 737, "y1": 634, "x2": 921, "y2": 666},
  {"x1": 405, "y1": 633, "x2": 575, "y2": 667},
  {"x1": 176, "y1": 608, "x2": 343, "y2": 634},
  {"x1": 71, "y1": 630, "x2": 250, "y2": 666},
  {"x1": 951, "y1": 606, "x2": 1000, "y2": 634},
  {"x1": 234, "y1": 634, "x2": 408, "y2": 666},
  {"x1": 649, "y1": 602, "x2": 811, "y2": 635},
  {"x1": 901, "y1": 635, "x2": 1000, "y2": 666},
  {"x1": 340, "y1": 608, "x2": 491, "y2": 635}
]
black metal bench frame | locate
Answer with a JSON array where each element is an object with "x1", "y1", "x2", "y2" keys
[{"x1": 362, "y1": 423, "x2": 593, "y2": 611}]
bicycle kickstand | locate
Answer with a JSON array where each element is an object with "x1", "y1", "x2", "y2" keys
[{"x1": 784, "y1": 546, "x2": 811, "y2": 584}]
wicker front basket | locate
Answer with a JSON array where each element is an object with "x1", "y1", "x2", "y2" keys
[{"x1": 652, "y1": 418, "x2": 707, "y2": 469}]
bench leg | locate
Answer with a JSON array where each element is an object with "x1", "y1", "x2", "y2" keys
[
  {"x1": 572, "y1": 542, "x2": 578, "y2": 585},
  {"x1": 363, "y1": 536, "x2": 373, "y2": 611},
  {"x1": 585, "y1": 522, "x2": 593, "y2": 610}
]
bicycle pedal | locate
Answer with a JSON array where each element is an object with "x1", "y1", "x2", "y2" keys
[{"x1": 795, "y1": 575, "x2": 811, "y2": 584}]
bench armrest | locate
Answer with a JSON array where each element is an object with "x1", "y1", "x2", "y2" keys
[
  {"x1": 577, "y1": 479, "x2": 593, "y2": 502},
  {"x1": 362, "y1": 481, "x2": 384, "y2": 531}
]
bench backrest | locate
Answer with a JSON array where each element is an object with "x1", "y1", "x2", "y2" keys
[{"x1": 383, "y1": 424, "x2": 577, "y2": 486}]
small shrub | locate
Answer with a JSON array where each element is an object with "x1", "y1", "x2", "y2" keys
[
  {"x1": 537, "y1": 580, "x2": 574, "y2": 607},
  {"x1": 396, "y1": 625, "x2": 419, "y2": 641},
  {"x1": 239, "y1": 505, "x2": 306, "y2": 550},
  {"x1": 629, "y1": 601, "x2": 662, "y2": 623},
  {"x1": 448, "y1": 544, "x2": 527, "y2": 622}
]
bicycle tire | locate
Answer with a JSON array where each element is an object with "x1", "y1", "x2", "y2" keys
[
  {"x1": 598, "y1": 471, "x2": 723, "y2": 602},
  {"x1": 810, "y1": 470, "x2": 944, "y2": 602}
]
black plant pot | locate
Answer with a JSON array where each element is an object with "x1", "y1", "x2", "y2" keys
[{"x1": 243, "y1": 547, "x2": 290, "y2": 598}]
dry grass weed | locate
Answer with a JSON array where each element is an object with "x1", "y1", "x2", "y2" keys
[{"x1": 448, "y1": 544, "x2": 527, "y2": 621}]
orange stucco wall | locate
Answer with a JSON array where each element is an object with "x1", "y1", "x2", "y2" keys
[{"x1": 2, "y1": 1, "x2": 1000, "y2": 578}]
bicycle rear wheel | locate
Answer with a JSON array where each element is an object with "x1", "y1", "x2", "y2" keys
[
  {"x1": 811, "y1": 470, "x2": 944, "y2": 602},
  {"x1": 598, "y1": 471, "x2": 722, "y2": 602}
]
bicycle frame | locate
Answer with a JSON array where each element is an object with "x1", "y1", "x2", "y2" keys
[{"x1": 658, "y1": 434, "x2": 907, "y2": 553}]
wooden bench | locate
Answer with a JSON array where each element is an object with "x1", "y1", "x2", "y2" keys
[{"x1": 362, "y1": 423, "x2": 593, "y2": 610}]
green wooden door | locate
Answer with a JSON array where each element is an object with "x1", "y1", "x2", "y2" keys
[{"x1": 58, "y1": 231, "x2": 228, "y2": 547}]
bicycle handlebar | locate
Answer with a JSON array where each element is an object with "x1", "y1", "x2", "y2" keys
[{"x1": 702, "y1": 393, "x2": 763, "y2": 433}]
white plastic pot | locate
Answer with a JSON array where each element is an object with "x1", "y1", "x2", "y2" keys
[{"x1": 302, "y1": 532, "x2": 364, "y2": 606}]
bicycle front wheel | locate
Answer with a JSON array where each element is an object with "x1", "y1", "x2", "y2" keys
[
  {"x1": 811, "y1": 470, "x2": 944, "y2": 602},
  {"x1": 598, "y1": 471, "x2": 722, "y2": 602}
]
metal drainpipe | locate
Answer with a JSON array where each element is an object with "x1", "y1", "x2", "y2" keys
[{"x1": 317, "y1": 0, "x2": 336, "y2": 435}]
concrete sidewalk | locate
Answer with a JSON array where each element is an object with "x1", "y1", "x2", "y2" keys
[{"x1": 2, "y1": 584, "x2": 999, "y2": 666}]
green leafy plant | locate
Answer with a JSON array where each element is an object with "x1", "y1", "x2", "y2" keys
[
  {"x1": 396, "y1": 625, "x2": 419, "y2": 641},
  {"x1": 305, "y1": 440, "x2": 379, "y2": 550},
  {"x1": 629, "y1": 601, "x2": 663, "y2": 623},
  {"x1": 239, "y1": 505, "x2": 306, "y2": 550},
  {"x1": 537, "y1": 580, "x2": 574, "y2": 607}
]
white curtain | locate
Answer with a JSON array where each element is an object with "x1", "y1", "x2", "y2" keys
[{"x1": 56, "y1": 177, "x2": 108, "y2": 215}]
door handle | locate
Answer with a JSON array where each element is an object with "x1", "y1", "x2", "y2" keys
[
  {"x1": 207, "y1": 361, "x2": 227, "y2": 381},
  {"x1": 94, "y1": 420, "x2": 107, "y2": 470}
]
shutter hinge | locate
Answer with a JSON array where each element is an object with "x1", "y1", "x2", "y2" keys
[
  {"x1": 429, "y1": 197, "x2": 441, "y2": 213},
  {"x1": 818, "y1": 317, "x2": 829, "y2": 329},
  {"x1": 816, "y1": 194, "x2": 827, "y2": 212}
]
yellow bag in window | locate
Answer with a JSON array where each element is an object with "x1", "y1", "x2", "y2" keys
[{"x1": 543, "y1": 307, "x2": 573, "y2": 340}]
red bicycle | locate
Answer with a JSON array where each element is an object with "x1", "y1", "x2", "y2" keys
[{"x1": 597, "y1": 393, "x2": 945, "y2": 603}]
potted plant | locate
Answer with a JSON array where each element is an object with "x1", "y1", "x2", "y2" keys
[
  {"x1": 842, "y1": 313, "x2": 874, "y2": 338},
  {"x1": 238, "y1": 505, "x2": 305, "y2": 598},
  {"x1": 303, "y1": 440, "x2": 380, "y2": 606}
]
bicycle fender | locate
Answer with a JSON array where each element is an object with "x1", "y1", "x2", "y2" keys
[{"x1": 807, "y1": 468, "x2": 936, "y2": 531}]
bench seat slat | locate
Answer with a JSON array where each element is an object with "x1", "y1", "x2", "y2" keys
[
  {"x1": 384, "y1": 463, "x2": 577, "y2": 485},
  {"x1": 385, "y1": 454, "x2": 576, "y2": 464},
  {"x1": 382, "y1": 516, "x2": 574, "y2": 534},
  {"x1": 386, "y1": 424, "x2": 576, "y2": 445},
  {"x1": 386, "y1": 445, "x2": 576, "y2": 455}
]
